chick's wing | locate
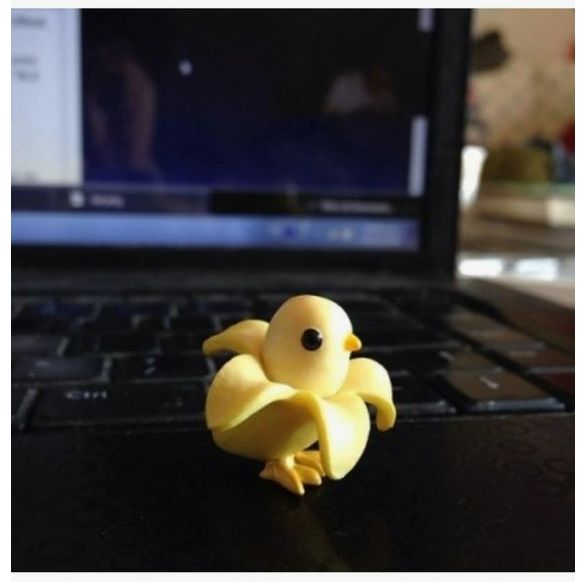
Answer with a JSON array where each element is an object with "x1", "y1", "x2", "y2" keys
[
  {"x1": 205, "y1": 353, "x2": 296, "y2": 432},
  {"x1": 202, "y1": 319, "x2": 269, "y2": 360},
  {"x1": 339, "y1": 357, "x2": 396, "y2": 430},
  {"x1": 286, "y1": 390, "x2": 370, "y2": 480}
]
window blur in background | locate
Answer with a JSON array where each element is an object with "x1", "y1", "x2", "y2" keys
[{"x1": 460, "y1": 9, "x2": 574, "y2": 308}]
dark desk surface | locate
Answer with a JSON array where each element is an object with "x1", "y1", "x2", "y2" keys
[{"x1": 12, "y1": 414, "x2": 573, "y2": 571}]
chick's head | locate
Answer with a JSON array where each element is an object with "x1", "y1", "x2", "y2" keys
[{"x1": 261, "y1": 295, "x2": 361, "y2": 397}]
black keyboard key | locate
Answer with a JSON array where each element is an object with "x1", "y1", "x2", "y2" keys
[
  {"x1": 173, "y1": 304, "x2": 205, "y2": 318},
  {"x1": 12, "y1": 335, "x2": 66, "y2": 356},
  {"x1": 250, "y1": 309, "x2": 275, "y2": 321},
  {"x1": 404, "y1": 349, "x2": 501, "y2": 375},
  {"x1": 64, "y1": 333, "x2": 100, "y2": 355},
  {"x1": 133, "y1": 316, "x2": 167, "y2": 333},
  {"x1": 32, "y1": 382, "x2": 207, "y2": 428},
  {"x1": 416, "y1": 308, "x2": 498, "y2": 331},
  {"x1": 167, "y1": 314, "x2": 216, "y2": 333},
  {"x1": 216, "y1": 314, "x2": 254, "y2": 329},
  {"x1": 535, "y1": 372, "x2": 574, "y2": 399},
  {"x1": 360, "y1": 328, "x2": 455, "y2": 349},
  {"x1": 12, "y1": 357, "x2": 108, "y2": 384},
  {"x1": 21, "y1": 301, "x2": 97, "y2": 320},
  {"x1": 443, "y1": 310, "x2": 499, "y2": 328},
  {"x1": 78, "y1": 315, "x2": 135, "y2": 333},
  {"x1": 338, "y1": 302, "x2": 391, "y2": 316},
  {"x1": 358, "y1": 352, "x2": 410, "y2": 377},
  {"x1": 254, "y1": 294, "x2": 293, "y2": 310},
  {"x1": 13, "y1": 302, "x2": 96, "y2": 334},
  {"x1": 317, "y1": 293, "x2": 390, "y2": 314},
  {"x1": 452, "y1": 324, "x2": 543, "y2": 348},
  {"x1": 352, "y1": 313, "x2": 420, "y2": 332},
  {"x1": 392, "y1": 376, "x2": 456, "y2": 416},
  {"x1": 127, "y1": 295, "x2": 184, "y2": 307},
  {"x1": 101, "y1": 302, "x2": 172, "y2": 318},
  {"x1": 96, "y1": 333, "x2": 156, "y2": 354},
  {"x1": 441, "y1": 372, "x2": 563, "y2": 413},
  {"x1": 200, "y1": 296, "x2": 252, "y2": 313},
  {"x1": 492, "y1": 346, "x2": 574, "y2": 372},
  {"x1": 118, "y1": 355, "x2": 211, "y2": 383},
  {"x1": 58, "y1": 302, "x2": 98, "y2": 318},
  {"x1": 391, "y1": 288, "x2": 460, "y2": 310},
  {"x1": 159, "y1": 332, "x2": 211, "y2": 353},
  {"x1": 12, "y1": 313, "x2": 53, "y2": 333}
]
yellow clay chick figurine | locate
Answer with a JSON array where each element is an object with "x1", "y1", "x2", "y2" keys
[{"x1": 202, "y1": 295, "x2": 396, "y2": 495}]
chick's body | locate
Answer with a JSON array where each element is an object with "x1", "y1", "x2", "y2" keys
[
  {"x1": 213, "y1": 398, "x2": 319, "y2": 461},
  {"x1": 203, "y1": 295, "x2": 395, "y2": 495}
]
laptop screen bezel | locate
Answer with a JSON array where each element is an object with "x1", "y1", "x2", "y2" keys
[{"x1": 12, "y1": 9, "x2": 470, "y2": 281}]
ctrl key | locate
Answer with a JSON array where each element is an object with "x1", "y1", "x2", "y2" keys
[
  {"x1": 440, "y1": 372, "x2": 565, "y2": 413},
  {"x1": 32, "y1": 383, "x2": 208, "y2": 428}
]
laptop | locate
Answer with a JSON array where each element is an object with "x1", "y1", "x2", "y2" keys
[{"x1": 11, "y1": 8, "x2": 574, "y2": 571}]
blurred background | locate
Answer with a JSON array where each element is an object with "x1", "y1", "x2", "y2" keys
[
  {"x1": 460, "y1": 8, "x2": 574, "y2": 307},
  {"x1": 12, "y1": 8, "x2": 575, "y2": 300}
]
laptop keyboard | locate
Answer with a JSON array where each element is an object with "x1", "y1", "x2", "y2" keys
[{"x1": 11, "y1": 288, "x2": 574, "y2": 432}]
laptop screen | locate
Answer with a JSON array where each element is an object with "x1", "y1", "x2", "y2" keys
[{"x1": 12, "y1": 8, "x2": 436, "y2": 251}]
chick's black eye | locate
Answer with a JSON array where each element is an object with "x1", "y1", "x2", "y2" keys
[{"x1": 301, "y1": 328, "x2": 323, "y2": 351}]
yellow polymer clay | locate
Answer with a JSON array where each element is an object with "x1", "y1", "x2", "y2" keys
[{"x1": 202, "y1": 294, "x2": 396, "y2": 495}]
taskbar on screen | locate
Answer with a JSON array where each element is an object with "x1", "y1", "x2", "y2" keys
[{"x1": 11, "y1": 211, "x2": 420, "y2": 251}]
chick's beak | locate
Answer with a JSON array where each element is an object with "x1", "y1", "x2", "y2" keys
[{"x1": 344, "y1": 333, "x2": 362, "y2": 352}]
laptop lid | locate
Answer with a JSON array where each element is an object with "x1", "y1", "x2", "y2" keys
[{"x1": 11, "y1": 8, "x2": 470, "y2": 277}]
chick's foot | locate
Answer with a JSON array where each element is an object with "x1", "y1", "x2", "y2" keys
[
  {"x1": 260, "y1": 455, "x2": 322, "y2": 496},
  {"x1": 295, "y1": 450, "x2": 326, "y2": 477}
]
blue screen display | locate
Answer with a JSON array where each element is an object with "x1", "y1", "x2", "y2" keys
[{"x1": 11, "y1": 9, "x2": 433, "y2": 250}]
